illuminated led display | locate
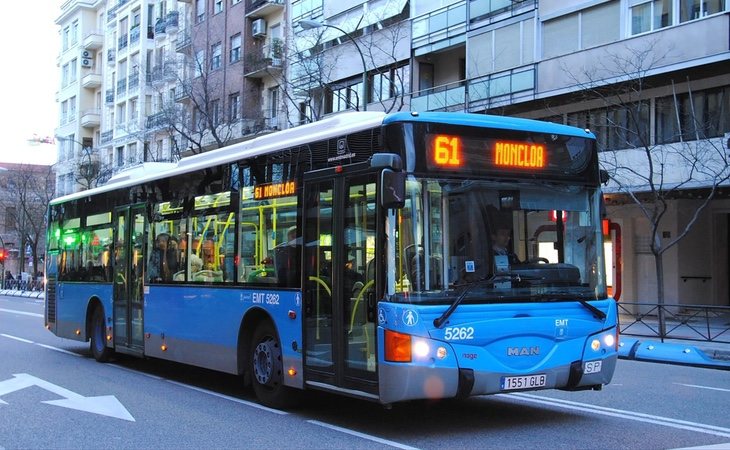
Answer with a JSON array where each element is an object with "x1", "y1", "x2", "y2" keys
[
  {"x1": 494, "y1": 141, "x2": 546, "y2": 169},
  {"x1": 431, "y1": 134, "x2": 462, "y2": 167},
  {"x1": 254, "y1": 181, "x2": 297, "y2": 200}
]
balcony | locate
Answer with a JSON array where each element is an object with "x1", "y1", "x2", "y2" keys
[
  {"x1": 155, "y1": 19, "x2": 166, "y2": 41},
  {"x1": 244, "y1": 41, "x2": 283, "y2": 78},
  {"x1": 81, "y1": 72, "x2": 102, "y2": 89},
  {"x1": 100, "y1": 130, "x2": 114, "y2": 144},
  {"x1": 81, "y1": 109, "x2": 101, "y2": 128},
  {"x1": 83, "y1": 30, "x2": 104, "y2": 50},
  {"x1": 246, "y1": 0, "x2": 284, "y2": 19},
  {"x1": 166, "y1": 11, "x2": 179, "y2": 34},
  {"x1": 176, "y1": 33, "x2": 191, "y2": 53},
  {"x1": 175, "y1": 86, "x2": 191, "y2": 103},
  {"x1": 411, "y1": 79, "x2": 466, "y2": 112}
]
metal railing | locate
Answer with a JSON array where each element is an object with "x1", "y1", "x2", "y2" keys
[
  {"x1": 618, "y1": 302, "x2": 730, "y2": 343},
  {"x1": 3, "y1": 279, "x2": 45, "y2": 292}
]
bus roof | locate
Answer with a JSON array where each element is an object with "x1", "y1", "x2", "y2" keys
[
  {"x1": 50, "y1": 111, "x2": 596, "y2": 206},
  {"x1": 50, "y1": 111, "x2": 387, "y2": 205},
  {"x1": 383, "y1": 111, "x2": 597, "y2": 139}
]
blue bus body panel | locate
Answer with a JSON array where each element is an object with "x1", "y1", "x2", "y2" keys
[
  {"x1": 55, "y1": 283, "x2": 113, "y2": 341},
  {"x1": 383, "y1": 111, "x2": 597, "y2": 139},
  {"x1": 378, "y1": 299, "x2": 617, "y2": 403},
  {"x1": 143, "y1": 286, "x2": 303, "y2": 383}
]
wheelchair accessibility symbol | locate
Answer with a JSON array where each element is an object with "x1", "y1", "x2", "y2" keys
[{"x1": 402, "y1": 309, "x2": 418, "y2": 326}]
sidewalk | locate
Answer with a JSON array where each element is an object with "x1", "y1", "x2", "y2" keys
[{"x1": 3, "y1": 289, "x2": 728, "y2": 369}]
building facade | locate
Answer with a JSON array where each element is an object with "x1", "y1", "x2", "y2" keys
[{"x1": 56, "y1": 0, "x2": 730, "y2": 307}]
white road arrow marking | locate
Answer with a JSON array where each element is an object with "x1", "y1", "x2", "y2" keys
[{"x1": 0, "y1": 373, "x2": 135, "y2": 422}]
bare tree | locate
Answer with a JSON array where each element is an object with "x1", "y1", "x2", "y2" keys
[
  {"x1": 143, "y1": 41, "x2": 242, "y2": 159},
  {"x1": 563, "y1": 41, "x2": 730, "y2": 336},
  {"x1": 73, "y1": 143, "x2": 113, "y2": 190},
  {"x1": 281, "y1": 15, "x2": 410, "y2": 125},
  {"x1": 1, "y1": 164, "x2": 55, "y2": 277}
]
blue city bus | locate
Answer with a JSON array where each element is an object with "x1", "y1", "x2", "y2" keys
[{"x1": 45, "y1": 111, "x2": 618, "y2": 408}]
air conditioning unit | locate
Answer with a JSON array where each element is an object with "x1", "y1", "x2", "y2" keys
[
  {"x1": 80, "y1": 49, "x2": 94, "y2": 59},
  {"x1": 81, "y1": 58, "x2": 93, "y2": 68},
  {"x1": 252, "y1": 18, "x2": 267, "y2": 38}
]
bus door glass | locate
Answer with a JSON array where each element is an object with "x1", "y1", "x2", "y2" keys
[
  {"x1": 303, "y1": 172, "x2": 378, "y2": 391},
  {"x1": 113, "y1": 205, "x2": 145, "y2": 351}
]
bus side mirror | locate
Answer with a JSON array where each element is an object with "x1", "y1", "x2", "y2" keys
[
  {"x1": 599, "y1": 169, "x2": 610, "y2": 185},
  {"x1": 380, "y1": 169, "x2": 405, "y2": 209}
]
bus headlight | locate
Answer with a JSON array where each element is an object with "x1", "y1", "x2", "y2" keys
[
  {"x1": 603, "y1": 333, "x2": 615, "y2": 348},
  {"x1": 413, "y1": 340, "x2": 430, "y2": 358}
]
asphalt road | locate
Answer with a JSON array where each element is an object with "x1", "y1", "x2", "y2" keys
[{"x1": 2, "y1": 295, "x2": 729, "y2": 450}]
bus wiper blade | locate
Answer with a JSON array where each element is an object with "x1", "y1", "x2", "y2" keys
[
  {"x1": 433, "y1": 275, "x2": 496, "y2": 329},
  {"x1": 577, "y1": 298, "x2": 606, "y2": 320}
]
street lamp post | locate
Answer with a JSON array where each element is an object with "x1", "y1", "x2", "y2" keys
[{"x1": 299, "y1": 19, "x2": 369, "y2": 111}]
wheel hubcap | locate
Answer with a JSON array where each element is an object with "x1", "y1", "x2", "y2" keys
[{"x1": 253, "y1": 338, "x2": 278, "y2": 386}]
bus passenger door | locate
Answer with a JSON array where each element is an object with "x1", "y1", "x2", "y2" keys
[
  {"x1": 112, "y1": 205, "x2": 146, "y2": 353},
  {"x1": 303, "y1": 172, "x2": 379, "y2": 396}
]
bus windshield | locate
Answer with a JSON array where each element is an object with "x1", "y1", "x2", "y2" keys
[{"x1": 393, "y1": 177, "x2": 606, "y2": 304}]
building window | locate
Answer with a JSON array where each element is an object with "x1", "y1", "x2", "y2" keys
[
  {"x1": 231, "y1": 0, "x2": 241, "y2": 4},
  {"x1": 329, "y1": 81, "x2": 363, "y2": 113},
  {"x1": 230, "y1": 34, "x2": 241, "y2": 63},
  {"x1": 195, "y1": 50, "x2": 205, "y2": 77},
  {"x1": 211, "y1": 42, "x2": 222, "y2": 70},
  {"x1": 680, "y1": 0, "x2": 724, "y2": 22},
  {"x1": 116, "y1": 146, "x2": 125, "y2": 167},
  {"x1": 371, "y1": 65, "x2": 409, "y2": 102},
  {"x1": 229, "y1": 93, "x2": 240, "y2": 121},
  {"x1": 567, "y1": 102, "x2": 649, "y2": 151},
  {"x1": 542, "y1": 2, "x2": 619, "y2": 59},
  {"x1": 656, "y1": 86, "x2": 730, "y2": 143},
  {"x1": 214, "y1": 0, "x2": 224, "y2": 14},
  {"x1": 631, "y1": 0, "x2": 672, "y2": 35},
  {"x1": 211, "y1": 99, "x2": 221, "y2": 126},
  {"x1": 196, "y1": 0, "x2": 206, "y2": 23}
]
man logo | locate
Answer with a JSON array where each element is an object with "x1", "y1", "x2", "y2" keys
[{"x1": 507, "y1": 346, "x2": 540, "y2": 356}]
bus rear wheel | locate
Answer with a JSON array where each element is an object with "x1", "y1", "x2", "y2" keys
[
  {"x1": 250, "y1": 321, "x2": 299, "y2": 409},
  {"x1": 90, "y1": 306, "x2": 113, "y2": 362}
]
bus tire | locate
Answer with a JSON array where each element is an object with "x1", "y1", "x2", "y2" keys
[
  {"x1": 90, "y1": 306, "x2": 113, "y2": 362},
  {"x1": 250, "y1": 321, "x2": 299, "y2": 409}
]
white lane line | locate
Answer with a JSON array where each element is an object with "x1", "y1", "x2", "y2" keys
[
  {"x1": 674, "y1": 383, "x2": 730, "y2": 393},
  {"x1": 165, "y1": 379, "x2": 288, "y2": 415},
  {"x1": 307, "y1": 420, "x2": 420, "y2": 450},
  {"x1": 0, "y1": 333, "x2": 33, "y2": 344},
  {"x1": 35, "y1": 343, "x2": 81, "y2": 356},
  {"x1": 0, "y1": 308, "x2": 43, "y2": 318},
  {"x1": 1, "y1": 333, "x2": 82, "y2": 356},
  {"x1": 498, "y1": 392, "x2": 730, "y2": 438}
]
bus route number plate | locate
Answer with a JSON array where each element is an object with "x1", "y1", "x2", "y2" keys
[{"x1": 501, "y1": 374, "x2": 547, "y2": 391}]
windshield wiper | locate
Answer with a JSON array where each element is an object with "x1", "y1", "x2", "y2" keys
[
  {"x1": 433, "y1": 272, "x2": 546, "y2": 328},
  {"x1": 433, "y1": 275, "x2": 496, "y2": 329}
]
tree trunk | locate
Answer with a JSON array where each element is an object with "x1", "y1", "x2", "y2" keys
[{"x1": 654, "y1": 251, "x2": 666, "y2": 341}]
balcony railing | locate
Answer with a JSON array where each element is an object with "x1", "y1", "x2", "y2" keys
[
  {"x1": 100, "y1": 130, "x2": 114, "y2": 144},
  {"x1": 244, "y1": 40, "x2": 283, "y2": 78},
  {"x1": 411, "y1": 79, "x2": 466, "y2": 111},
  {"x1": 246, "y1": 0, "x2": 285, "y2": 18}
]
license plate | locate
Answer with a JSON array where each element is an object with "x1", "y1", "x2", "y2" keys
[
  {"x1": 584, "y1": 360, "x2": 602, "y2": 374},
  {"x1": 501, "y1": 374, "x2": 547, "y2": 391}
]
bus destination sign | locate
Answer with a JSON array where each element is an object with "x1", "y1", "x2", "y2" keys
[
  {"x1": 254, "y1": 181, "x2": 297, "y2": 200},
  {"x1": 426, "y1": 134, "x2": 552, "y2": 173}
]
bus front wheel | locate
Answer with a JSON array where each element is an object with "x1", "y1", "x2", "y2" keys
[
  {"x1": 250, "y1": 321, "x2": 299, "y2": 409},
  {"x1": 90, "y1": 306, "x2": 113, "y2": 362}
]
